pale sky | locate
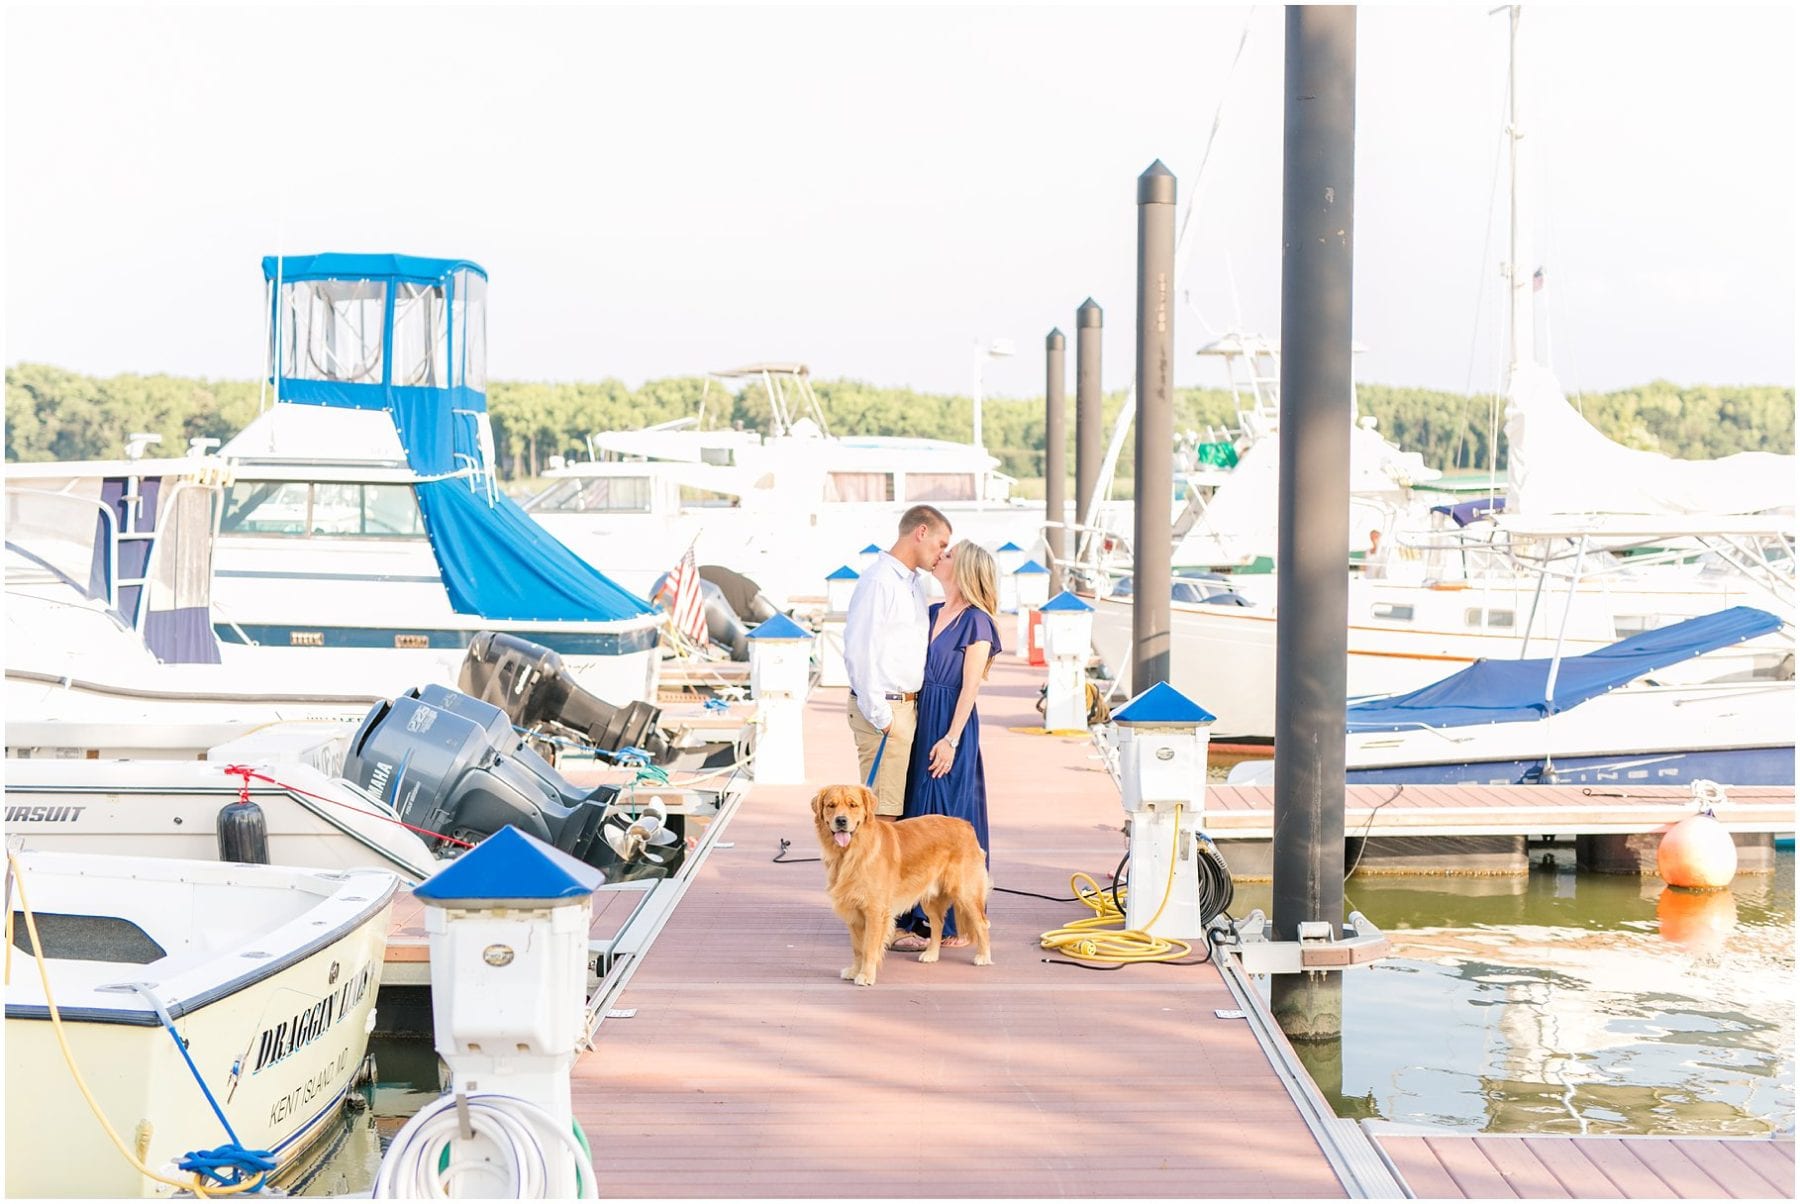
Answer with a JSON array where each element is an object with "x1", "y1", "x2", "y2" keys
[{"x1": 4, "y1": 3, "x2": 1795, "y2": 400}]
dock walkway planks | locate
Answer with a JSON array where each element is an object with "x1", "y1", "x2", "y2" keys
[
  {"x1": 1374, "y1": 1131, "x2": 1795, "y2": 1200},
  {"x1": 1204, "y1": 783, "x2": 1793, "y2": 840},
  {"x1": 572, "y1": 656, "x2": 1348, "y2": 1199}
]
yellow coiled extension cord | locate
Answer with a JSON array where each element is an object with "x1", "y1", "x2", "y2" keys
[{"x1": 1038, "y1": 803, "x2": 1193, "y2": 964}]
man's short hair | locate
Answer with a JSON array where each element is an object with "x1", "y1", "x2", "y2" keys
[{"x1": 897, "y1": 504, "x2": 950, "y2": 538}]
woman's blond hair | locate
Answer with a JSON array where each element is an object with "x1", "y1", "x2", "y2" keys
[{"x1": 949, "y1": 541, "x2": 1001, "y2": 679}]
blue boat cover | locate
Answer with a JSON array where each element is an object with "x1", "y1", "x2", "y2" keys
[
  {"x1": 264, "y1": 256, "x2": 652, "y2": 623},
  {"x1": 1428, "y1": 495, "x2": 1505, "y2": 527},
  {"x1": 1346, "y1": 606, "x2": 1783, "y2": 731}
]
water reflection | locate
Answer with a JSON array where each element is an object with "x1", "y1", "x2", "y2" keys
[
  {"x1": 295, "y1": 1035, "x2": 446, "y2": 1197},
  {"x1": 1245, "y1": 848, "x2": 1794, "y2": 1136}
]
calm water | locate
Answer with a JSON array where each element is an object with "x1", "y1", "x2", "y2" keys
[
  {"x1": 293, "y1": 1036, "x2": 444, "y2": 1197},
  {"x1": 1243, "y1": 848, "x2": 1795, "y2": 1137}
]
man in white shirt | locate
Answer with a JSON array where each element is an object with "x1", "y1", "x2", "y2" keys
[{"x1": 843, "y1": 504, "x2": 951, "y2": 819}]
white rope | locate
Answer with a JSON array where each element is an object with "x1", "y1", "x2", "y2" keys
[{"x1": 372, "y1": 1092, "x2": 597, "y2": 1199}]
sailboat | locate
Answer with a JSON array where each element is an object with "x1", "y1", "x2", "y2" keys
[{"x1": 1088, "y1": 7, "x2": 1795, "y2": 739}]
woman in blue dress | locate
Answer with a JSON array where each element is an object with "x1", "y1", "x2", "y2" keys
[{"x1": 890, "y1": 540, "x2": 1001, "y2": 952}]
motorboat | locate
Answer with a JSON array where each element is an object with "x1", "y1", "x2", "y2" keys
[
  {"x1": 1225, "y1": 607, "x2": 1794, "y2": 787},
  {"x1": 5, "y1": 745, "x2": 441, "y2": 883},
  {"x1": 520, "y1": 363, "x2": 1047, "y2": 606},
  {"x1": 7, "y1": 666, "x2": 729, "y2": 889},
  {"x1": 5, "y1": 253, "x2": 664, "y2": 708},
  {"x1": 5, "y1": 485, "x2": 386, "y2": 758},
  {"x1": 4, "y1": 848, "x2": 398, "y2": 1198}
]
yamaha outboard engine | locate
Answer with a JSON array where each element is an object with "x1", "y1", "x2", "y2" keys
[
  {"x1": 342, "y1": 683, "x2": 684, "y2": 881},
  {"x1": 459, "y1": 631, "x2": 667, "y2": 762}
]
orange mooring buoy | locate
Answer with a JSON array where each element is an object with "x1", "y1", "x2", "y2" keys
[
  {"x1": 1656, "y1": 811, "x2": 1738, "y2": 891},
  {"x1": 1656, "y1": 886, "x2": 1738, "y2": 954}
]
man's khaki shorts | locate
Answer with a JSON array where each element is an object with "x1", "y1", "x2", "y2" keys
[{"x1": 846, "y1": 694, "x2": 916, "y2": 817}]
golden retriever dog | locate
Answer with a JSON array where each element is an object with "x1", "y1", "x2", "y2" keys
[{"x1": 811, "y1": 784, "x2": 993, "y2": 986}]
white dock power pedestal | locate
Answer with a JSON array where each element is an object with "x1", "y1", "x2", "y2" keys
[
  {"x1": 818, "y1": 565, "x2": 858, "y2": 688},
  {"x1": 1011, "y1": 558, "x2": 1051, "y2": 659},
  {"x1": 748, "y1": 613, "x2": 814, "y2": 785},
  {"x1": 1039, "y1": 589, "x2": 1096, "y2": 732},
  {"x1": 402, "y1": 826, "x2": 603, "y2": 1198},
  {"x1": 1112, "y1": 682, "x2": 1216, "y2": 940}
]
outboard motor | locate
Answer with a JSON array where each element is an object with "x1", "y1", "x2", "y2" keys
[
  {"x1": 342, "y1": 683, "x2": 684, "y2": 881},
  {"x1": 459, "y1": 631, "x2": 667, "y2": 762}
]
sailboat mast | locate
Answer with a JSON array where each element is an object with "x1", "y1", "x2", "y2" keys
[{"x1": 1504, "y1": 4, "x2": 1532, "y2": 381}]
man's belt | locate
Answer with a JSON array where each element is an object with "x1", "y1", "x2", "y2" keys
[{"x1": 852, "y1": 690, "x2": 918, "y2": 702}]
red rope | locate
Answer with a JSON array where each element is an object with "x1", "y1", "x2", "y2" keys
[{"x1": 220, "y1": 764, "x2": 477, "y2": 850}]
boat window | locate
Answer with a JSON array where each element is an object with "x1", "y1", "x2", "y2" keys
[
  {"x1": 221, "y1": 481, "x2": 312, "y2": 535},
  {"x1": 362, "y1": 483, "x2": 426, "y2": 536},
  {"x1": 1464, "y1": 607, "x2": 1515, "y2": 628},
  {"x1": 453, "y1": 269, "x2": 487, "y2": 392},
  {"x1": 390, "y1": 282, "x2": 449, "y2": 387},
  {"x1": 1371, "y1": 603, "x2": 1415, "y2": 622},
  {"x1": 825, "y1": 472, "x2": 894, "y2": 503},
  {"x1": 278, "y1": 279, "x2": 386, "y2": 385},
  {"x1": 904, "y1": 473, "x2": 977, "y2": 502},
  {"x1": 678, "y1": 485, "x2": 739, "y2": 509},
  {"x1": 220, "y1": 482, "x2": 424, "y2": 538}
]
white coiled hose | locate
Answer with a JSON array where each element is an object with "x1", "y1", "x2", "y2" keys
[{"x1": 372, "y1": 1092, "x2": 597, "y2": 1199}]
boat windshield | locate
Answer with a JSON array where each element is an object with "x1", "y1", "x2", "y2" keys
[{"x1": 525, "y1": 476, "x2": 655, "y2": 514}]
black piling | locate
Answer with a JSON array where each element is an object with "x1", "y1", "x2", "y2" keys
[
  {"x1": 1271, "y1": 3, "x2": 1355, "y2": 1042},
  {"x1": 1074, "y1": 298, "x2": 1104, "y2": 562},
  {"x1": 1044, "y1": 329, "x2": 1068, "y2": 593},
  {"x1": 1132, "y1": 161, "x2": 1175, "y2": 693}
]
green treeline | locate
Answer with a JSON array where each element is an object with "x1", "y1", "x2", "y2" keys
[{"x1": 5, "y1": 362, "x2": 1792, "y2": 481}]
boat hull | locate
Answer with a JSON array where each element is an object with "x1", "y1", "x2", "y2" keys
[
  {"x1": 1094, "y1": 577, "x2": 1789, "y2": 740},
  {"x1": 1345, "y1": 743, "x2": 1794, "y2": 787},
  {"x1": 5, "y1": 859, "x2": 395, "y2": 1198}
]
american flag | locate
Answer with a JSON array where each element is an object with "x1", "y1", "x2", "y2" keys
[
  {"x1": 661, "y1": 542, "x2": 708, "y2": 646},
  {"x1": 1532, "y1": 266, "x2": 1545, "y2": 292}
]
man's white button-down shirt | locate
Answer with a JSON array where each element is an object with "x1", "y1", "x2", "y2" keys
[{"x1": 842, "y1": 551, "x2": 930, "y2": 730}]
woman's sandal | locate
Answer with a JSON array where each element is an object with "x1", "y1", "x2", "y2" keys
[
  {"x1": 888, "y1": 932, "x2": 931, "y2": 953},
  {"x1": 940, "y1": 935, "x2": 971, "y2": 948}
]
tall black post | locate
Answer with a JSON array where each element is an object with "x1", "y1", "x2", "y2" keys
[
  {"x1": 1132, "y1": 161, "x2": 1175, "y2": 693},
  {"x1": 1074, "y1": 299, "x2": 1103, "y2": 558},
  {"x1": 1044, "y1": 328, "x2": 1068, "y2": 593},
  {"x1": 1271, "y1": 4, "x2": 1355, "y2": 1041}
]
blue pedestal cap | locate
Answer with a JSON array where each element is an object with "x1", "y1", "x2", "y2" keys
[
  {"x1": 860, "y1": 543, "x2": 882, "y2": 554},
  {"x1": 825, "y1": 565, "x2": 860, "y2": 581},
  {"x1": 748, "y1": 613, "x2": 812, "y2": 641},
  {"x1": 997, "y1": 541, "x2": 1023, "y2": 552},
  {"x1": 1014, "y1": 559, "x2": 1049, "y2": 575},
  {"x1": 1113, "y1": 681, "x2": 1216, "y2": 726},
  {"x1": 413, "y1": 825, "x2": 603, "y2": 906},
  {"x1": 1039, "y1": 590, "x2": 1094, "y2": 613}
]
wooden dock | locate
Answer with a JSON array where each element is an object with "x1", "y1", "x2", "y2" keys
[
  {"x1": 569, "y1": 658, "x2": 1355, "y2": 1198},
  {"x1": 1372, "y1": 1130, "x2": 1794, "y2": 1199},
  {"x1": 1202, "y1": 782, "x2": 1794, "y2": 840},
  {"x1": 378, "y1": 652, "x2": 1794, "y2": 1197}
]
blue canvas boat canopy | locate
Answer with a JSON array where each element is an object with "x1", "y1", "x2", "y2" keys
[
  {"x1": 1347, "y1": 606, "x2": 1783, "y2": 731},
  {"x1": 1429, "y1": 495, "x2": 1505, "y2": 527},
  {"x1": 263, "y1": 253, "x2": 651, "y2": 622}
]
